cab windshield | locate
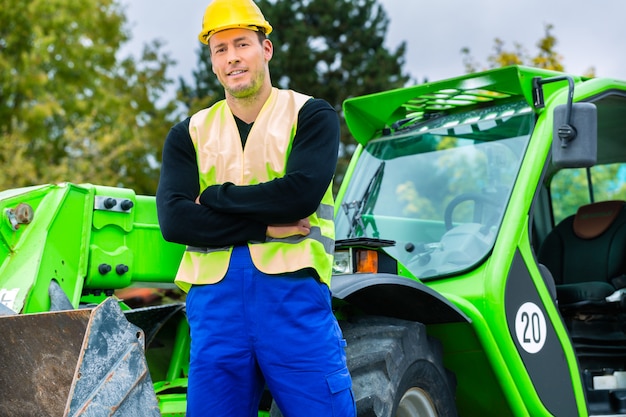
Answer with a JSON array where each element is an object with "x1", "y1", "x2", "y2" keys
[{"x1": 336, "y1": 101, "x2": 534, "y2": 279}]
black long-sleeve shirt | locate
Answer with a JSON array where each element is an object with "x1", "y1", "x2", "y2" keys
[{"x1": 156, "y1": 98, "x2": 339, "y2": 248}]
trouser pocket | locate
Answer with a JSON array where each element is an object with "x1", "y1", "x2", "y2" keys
[{"x1": 326, "y1": 366, "x2": 356, "y2": 417}]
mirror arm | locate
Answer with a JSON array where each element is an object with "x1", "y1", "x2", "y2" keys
[{"x1": 532, "y1": 75, "x2": 577, "y2": 147}]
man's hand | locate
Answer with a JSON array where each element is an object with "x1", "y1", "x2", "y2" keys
[{"x1": 266, "y1": 218, "x2": 311, "y2": 239}]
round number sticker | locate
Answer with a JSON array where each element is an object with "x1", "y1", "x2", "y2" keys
[{"x1": 515, "y1": 302, "x2": 547, "y2": 354}]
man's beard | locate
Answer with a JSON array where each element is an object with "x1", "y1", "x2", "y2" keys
[{"x1": 225, "y1": 72, "x2": 265, "y2": 100}]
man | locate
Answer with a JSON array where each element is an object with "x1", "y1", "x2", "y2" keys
[{"x1": 155, "y1": 0, "x2": 356, "y2": 416}]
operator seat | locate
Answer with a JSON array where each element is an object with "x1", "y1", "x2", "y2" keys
[{"x1": 538, "y1": 200, "x2": 626, "y2": 309}]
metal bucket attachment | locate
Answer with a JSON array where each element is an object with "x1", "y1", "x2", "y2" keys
[{"x1": 0, "y1": 298, "x2": 160, "y2": 417}]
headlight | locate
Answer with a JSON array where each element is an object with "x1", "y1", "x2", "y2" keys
[{"x1": 332, "y1": 250, "x2": 352, "y2": 274}]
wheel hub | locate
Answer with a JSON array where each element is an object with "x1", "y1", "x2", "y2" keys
[{"x1": 396, "y1": 387, "x2": 438, "y2": 417}]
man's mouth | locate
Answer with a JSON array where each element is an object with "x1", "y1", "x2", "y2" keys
[{"x1": 228, "y1": 69, "x2": 247, "y2": 76}]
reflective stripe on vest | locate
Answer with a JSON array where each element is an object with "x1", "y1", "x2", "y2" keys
[{"x1": 175, "y1": 88, "x2": 335, "y2": 292}]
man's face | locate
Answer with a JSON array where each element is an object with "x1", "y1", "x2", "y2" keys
[{"x1": 209, "y1": 28, "x2": 273, "y2": 100}]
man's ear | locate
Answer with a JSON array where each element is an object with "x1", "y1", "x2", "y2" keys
[{"x1": 263, "y1": 39, "x2": 273, "y2": 62}]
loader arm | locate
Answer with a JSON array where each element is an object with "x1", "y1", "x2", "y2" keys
[{"x1": 0, "y1": 182, "x2": 185, "y2": 314}]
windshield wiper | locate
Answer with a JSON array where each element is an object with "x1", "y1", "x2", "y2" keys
[{"x1": 342, "y1": 161, "x2": 385, "y2": 238}]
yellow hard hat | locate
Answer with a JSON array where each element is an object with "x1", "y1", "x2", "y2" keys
[{"x1": 198, "y1": 0, "x2": 273, "y2": 45}]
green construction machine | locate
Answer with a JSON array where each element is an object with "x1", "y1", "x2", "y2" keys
[{"x1": 3, "y1": 65, "x2": 626, "y2": 416}]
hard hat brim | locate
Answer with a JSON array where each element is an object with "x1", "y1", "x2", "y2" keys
[{"x1": 198, "y1": 22, "x2": 273, "y2": 45}]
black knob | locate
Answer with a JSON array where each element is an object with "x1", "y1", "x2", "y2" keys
[
  {"x1": 103, "y1": 198, "x2": 117, "y2": 209},
  {"x1": 116, "y1": 264, "x2": 129, "y2": 275},
  {"x1": 98, "y1": 264, "x2": 112, "y2": 274},
  {"x1": 120, "y1": 199, "x2": 134, "y2": 211}
]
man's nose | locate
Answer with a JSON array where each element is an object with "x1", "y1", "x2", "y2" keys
[{"x1": 227, "y1": 49, "x2": 240, "y2": 64}]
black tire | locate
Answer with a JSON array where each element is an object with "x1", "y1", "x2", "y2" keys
[{"x1": 270, "y1": 315, "x2": 457, "y2": 417}]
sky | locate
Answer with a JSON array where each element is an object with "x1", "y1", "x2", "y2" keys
[{"x1": 120, "y1": 0, "x2": 626, "y2": 96}]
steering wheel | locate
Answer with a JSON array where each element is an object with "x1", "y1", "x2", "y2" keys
[{"x1": 444, "y1": 192, "x2": 502, "y2": 231}]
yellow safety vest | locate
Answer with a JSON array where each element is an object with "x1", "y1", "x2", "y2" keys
[{"x1": 175, "y1": 88, "x2": 335, "y2": 292}]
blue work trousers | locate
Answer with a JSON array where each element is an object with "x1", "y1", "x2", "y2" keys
[{"x1": 185, "y1": 245, "x2": 356, "y2": 417}]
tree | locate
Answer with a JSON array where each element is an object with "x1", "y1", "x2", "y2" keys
[
  {"x1": 461, "y1": 23, "x2": 596, "y2": 77},
  {"x1": 0, "y1": 0, "x2": 176, "y2": 194},
  {"x1": 179, "y1": 0, "x2": 410, "y2": 190}
]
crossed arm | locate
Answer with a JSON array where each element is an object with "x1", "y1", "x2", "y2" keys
[{"x1": 192, "y1": 195, "x2": 312, "y2": 238}]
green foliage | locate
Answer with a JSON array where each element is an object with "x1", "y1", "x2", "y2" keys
[
  {"x1": 461, "y1": 23, "x2": 595, "y2": 77},
  {"x1": 179, "y1": 0, "x2": 411, "y2": 191},
  {"x1": 0, "y1": 0, "x2": 176, "y2": 194}
]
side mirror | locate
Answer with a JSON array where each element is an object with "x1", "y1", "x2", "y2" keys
[
  {"x1": 552, "y1": 102, "x2": 597, "y2": 168},
  {"x1": 532, "y1": 75, "x2": 598, "y2": 169}
]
